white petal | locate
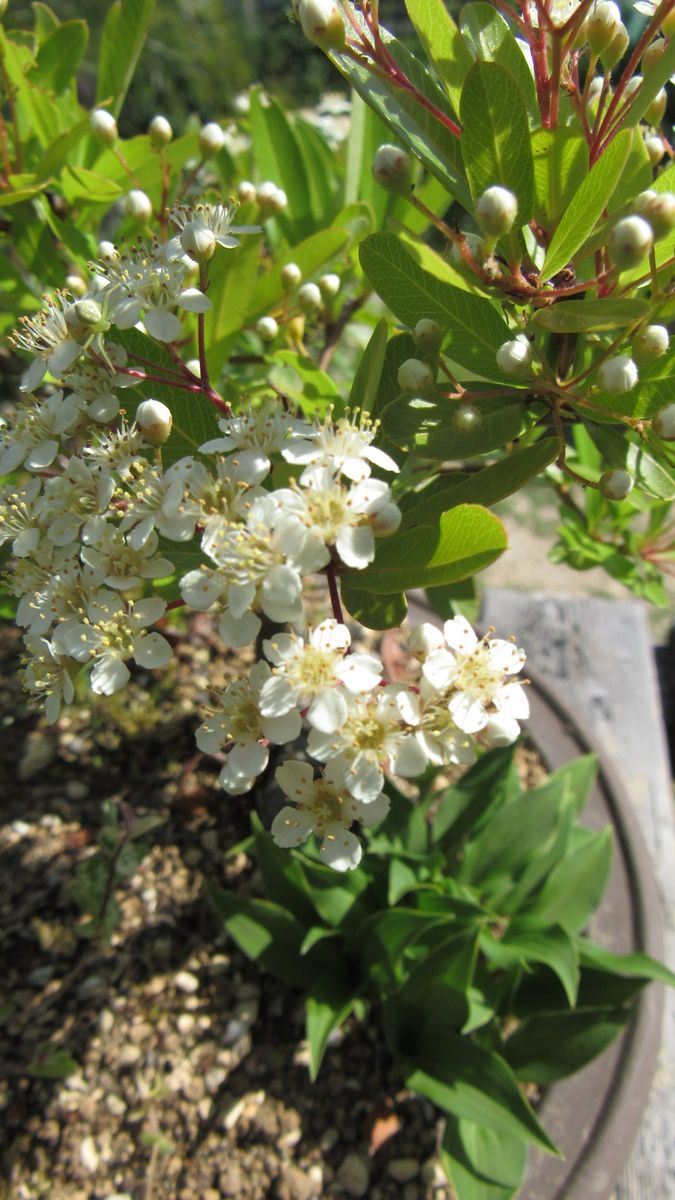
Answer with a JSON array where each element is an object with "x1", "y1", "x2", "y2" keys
[
  {"x1": 483, "y1": 712, "x2": 521, "y2": 747},
  {"x1": 493, "y1": 682, "x2": 530, "y2": 720},
  {"x1": 306, "y1": 688, "x2": 348, "y2": 734},
  {"x1": 133, "y1": 597, "x2": 167, "y2": 626},
  {"x1": 91, "y1": 653, "x2": 130, "y2": 695},
  {"x1": 271, "y1": 806, "x2": 315, "y2": 848},
  {"x1": 21, "y1": 359, "x2": 48, "y2": 392},
  {"x1": 422, "y1": 649, "x2": 458, "y2": 691},
  {"x1": 178, "y1": 287, "x2": 212, "y2": 313},
  {"x1": 448, "y1": 691, "x2": 488, "y2": 733},
  {"x1": 487, "y1": 638, "x2": 525, "y2": 675},
  {"x1": 275, "y1": 760, "x2": 316, "y2": 801},
  {"x1": 228, "y1": 742, "x2": 269, "y2": 778},
  {"x1": 443, "y1": 616, "x2": 477, "y2": 653},
  {"x1": 197, "y1": 715, "x2": 229, "y2": 754},
  {"x1": 390, "y1": 734, "x2": 429, "y2": 777},
  {"x1": 259, "y1": 674, "x2": 297, "y2": 718},
  {"x1": 320, "y1": 827, "x2": 362, "y2": 872},
  {"x1": 219, "y1": 609, "x2": 261, "y2": 647},
  {"x1": 228, "y1": 580, "x2": 256, "y2": 618},
  {"x1": 336, "y1": 524, "x2": 375, "y2": 569},
  {"x1": 262, "y1": 708, "x2": 302, "y2": 745},
  {"x1": 133, "y1": 632, "x2": 172, "y2": 668},
  {"x1": 337, "y1": 653, "x2": 382, "y2": 694},
  {"x1": 144, "y1": 307, "x2": 182, "y2": 342},
  {"x1": 48, "y1": 340, "x2": 82, "y2": 375},
  {"x1": 261, "y1": 566, "x2": 303, "y2": 622},
  {"x1": 353, "y1": 791, "x2": 390, "y2": 825},
  {"x1": 25, "y1": 440, "x2": 59, "y2": 470},
  {"x1": 262, "y1": 632, "x2": 296, "y2": 667},
  {"x1": 180, "y1": 568, "x2": 224, "y2": 609},
  {"x1": 365, "y1": 445, "x2": 399, "y2": 473},
  {"x1": 311, "y1": 619, "x2": 350, "y2": 653}
]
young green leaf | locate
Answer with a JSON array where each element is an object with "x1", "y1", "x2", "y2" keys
[
  {"x1": 460, "y1": 61, "x2": 534, "y2": 222},
  {"x1": 96, "y1": 0, "x2": 156, "y2": 119},
  {"x1": 527, "y1": 827, "x2": 613, "y2": 933},
  {"x1": 340, "y1": 582, "x2": 408, "y2": 632},
  {"x1": 432, "y1": 744, "x2": 521, "y2": 847},
  {"x1": 404, "y1": 0, "x2": 473, "y2": 115},
  {"x1": 249, "y1": 89, "x2": 313, "y2": 242},
  {"x1": 577, "y1": 941, "x2": 675, "y2": 988},
  {"x1": 206, "y1": 886, "x2": 318, "y2": 988},
  {"x1": 481, "y1": 921, "x2": 579, "y2": 1007},
  {"x1": 349, "y1": 318, "x2": 388, "y2": 414},
  {"x1": 459, "y1": 2, "x2": 537, "y2": 118}
]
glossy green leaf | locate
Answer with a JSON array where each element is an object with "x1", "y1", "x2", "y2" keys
[
  {"x1": 381, "y1": 395, "x2": 527, "y2": 460},
  {"x1": 587, "y1": 424, "x2": 675, "y2": 500},
  {"x1": 527, "y1": 827, "x2": 613, "y2": 933},
  {"x1": 398, "y1": 228, "x2": 483, "y2": 296},
  {"x1": 34, "y1": 20, "x2": 88, "y2": 92},
  {"x1": 268, "y1": 350, "x2": 341, "y2": 419},
  {"x1": 349, "y1": 318, "x2": 388, "y2": 414},
  {"x1": 533, "y1": 298, "x2": 650, "y2": 333},
  {"x1": 206, "y1": 233, "x2": 264, "y2": 375},
  {"x1": 207, "y1": 886, "x2": 317, "y2": 988},
  {"x1": 360, "y1": 233, "x2": 509, "y2": 376},
  {"x1": 402, "y1": 440, "x2": 558, "y2": 527},
  {"x1": 460, "y1": 62, "x2": 534, "y2": 222},
  {"x1": 405, "y1": 0, "x2": 473, "y2": 114},
  {"x1": 306, "y1": 970, "x2": 355, "y2": 1080},
  {"x1": 501, "y1": 1009, "x2": 628, "y2": 1083},
  {"x1": 408, "y1": 1033, "x2": 559, "y2": 1153},
  {"x1": 541, "y1": 130, "x2": 632, "y2": 279},
  {"x1": 432, "y1": 745, "x2": 520, "y2": 847},
  {"x1": 458, "y1": 776, "x2": 568, "y2": 886},
  {"x1": 250, "y1": 815, "x2": 316, "y2": 927},
  {"x1": 96, "y1": 0, "x2": 156, "y2": 118},
  {"x1": 342, "y1": 504, "x2": 507, "y2": 594},
  {"x1": 607, "y1": 33, "x2": 675, "y2": 138},
  {"x1": 249, "y1": 89, "x2": 313, "y2": 242},
  {"x1": 577, "y1": 940, "x2": 675, "y2": 989},
  {"x1": 34, "y1": 115, "x2": 90, "y2": 180},
  {"x1": 340, "y1": 582, "x2": 408, "y2": 631},
  {"x1": 531, "y1": 127, "x2": 588, "y2": 228},
  {"x1": 482, "y1": 921, "x2": 579, "y2": 1006},
  {"x1": 441, "y1": 1120, "x2": 527, "y2": 1200},
  {"x1": 459, "y1": 2, "x2": 537, "y2": 118}
]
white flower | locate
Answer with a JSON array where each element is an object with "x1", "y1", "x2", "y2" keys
[
  {"x1": 119, "y1": 461, "x2": 197, "y2": 548},
  {"x1": 62, "y1": 346, "x2": 135, "y2": 423},
  {"x1": 0, "y1": 391, "x2": 81, "y2": 474},
  {"x1": 282, "y1": 409, "x2": 399, "y2": 482},
  {"x1": 80, "y1": 518, "x2": 174, "y2": 590},
  {"x1": 21, "y1": 634, "x2": 76, "y2": 723},
  {"x1": 53, "y1": 593, "x2": 172, "y2": 695},
  {"x1": 83, "y1": 420, "x2": 147, "y2": 476},
  {"x1": 170, "y1": 200, "x2": 260, "y2": 256},
  {"x1": 271, "y1": 759, "x2": 390, "y2": 871},
  {"x1": 199, "y1": 398, "x2": 308, "y2": 476},
  {"x1": 97, "y1": 243, "x2": 211, "y2": 342},
  {"x1": 260, "y1": 619, "x2": 382, "y2": 732},
  {"x1": 41, "y1": 459, "x2": 115, "y2": 547},
  {"x1": 421, "y1": 616, "x2": 528, "y2": 735},
  {"x1": 0, "y1": 478, "x2": 43, "y2": 557},
  {"x1": 412, "y1": 677, "x2": 477, "y2": 767},
  {"x1": 11, "y1": 292, "x2": 91, "y2": 392},
  {"x1": 196, "y1": 661, "x2": 301, "y2": 795}
]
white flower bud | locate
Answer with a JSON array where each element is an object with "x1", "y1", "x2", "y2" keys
[
  {"x1": 414, "y1": 319, "x2": 443, "y2": 353},
  {"x1": 98, "y1": 239, "x2": 119, "y2": 262},
  {"x1": 633, "y1": 190, "x2": 675, "y2": 240},
  {"x1": 608, "y1": 215, "x2": 653, "y2": 269},
  {"x1": 90, "y1": 108, "x2": 117, "y2": 144},
  {"x1": 496, "y1": 335, "x2": 531, "y2": 375},
  {"x1": 148, "y1": 114, "x2": 173, "y2": 147},
  {"x1": 136, "y1": 399, "x2": 173, "y2": 445},
  {"x1": 319, "y1": 272, "x2": 340, "y2": 298},
  {"x1": 72, "y1": 299, "x2": 103, "y2": 328},
  {"x1": 180, "y1": 221, "x2": 217, "y2": 262},
  {"x1": 298, "y1": 282, "x2": 322, "y2": 311},
  {"x1": 409, "y1": 623, "x2": 445, "y2": 659},
  {"x1": 238, "y1": 180, "x2": 257, "y2": 204},
  {"x1": 632, "y1": 324, "x2": 669, "y2": 363},
  {"x1": 257, "y1": 181, "x2": 287, "y2": 214},
  {"x1": 199, "y1": 122, "x2": 226, "y2": 157},
  {"x1": 454, "y1": 403, "x2": 482, "y2": 432},
  {"x1": 623, "y1": 76, "x2": 643, "y2": 103},
  {"x1": 298, "y1": 0, "x2": 346, "y2": 50},
  {"x1": 65, "y1": 274, "x2": 87, "y2": 297},
  {"x1": 483, "y1": 712, "x2": 521, "y2": 747},
  {"x1": 599, "y1": 468, "x2": 633, "y2": 500},
  {"x1": 475, "y1": 185, "x2": 518, "y2": 237},
  {"x1": 597, "y1": 354, "x2": 638, "y2": 393},
  {"x1": 586, "y1": 76, "x2": 605, "y2": 106},
  {"x1": 587, "y1": 1, "x2": 621, "y2": 54},
  {"x1": 370, "y1": 502, "x2": 402, "y2": 537},
  {"x1": 644, "y1": 136, "x2": 665, "y2": 167},
  {"x1": 645, "y1": 88, "x2": 667, "y2": 125},
  {"x1": 600, "y1": 23, "x2": 629, "y2": 69},
  {"x1": 372, "y1": 144, "x2": 413, "y2": 196},
  {"x1": 653, "y1": 404, "x2": 675, "y2": 440},
  {"x1": 397, "y1": 358, "x2": 434, "y2": 391},
  {"x1": 281, "y1": 262, "x2": 302, "y2": 289},
  {"x1": 124, "y1": 189, "x2": 153, "y2": 223},
  {"x1": 185, "y1": 358, "x2": 201, "y2": 377},
  {"x1": 256, "y1": 315, "x2": 279, "y2": 342}
]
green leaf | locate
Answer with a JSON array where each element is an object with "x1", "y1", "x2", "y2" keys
[
  {"x1": 586, "y1": 423, "x2": 675, "y2": 501},
  {"x1": 27, "y1": 1042, "x2": 79, "y2": 1079},
  {"x1": 531, "y1": 127, "x2": 588, "y2": 228},
  {"x1": 251, "y1": 814, "x2": 316, "y2": 927},
  {"x1": 269, "y1": 350, "x2": 341, "y2": 419},
  {"x1": 431, "y1": 745, "x2": 520, "y2": 847},
  {"x1": 342, "y1": 504, "x2": 507, "y2": 594},
  {"x1": 0, "y1": 28, "x2": 61, "y2": 147},
  {"x1": 360, "y1": 233, "x2": 509, "y2": 377},
  {"x1": 294, "y1": 118, "x2": 341, "y2": 226},
  {"x1": 358, "y1": 908, "x2": 450, "y2": 987},
  {"x1": 206, "y1": 232, "x2": 264, "y2": 375},
  {"x1": 206, "y1": 886, "x2": 317, "y2": 988},
  {"x1": 608, "y1": 33, "x2": 675, "y2": 137},
  {"x1": 402, "y1": 440, "x2": 558, "y2": 527},
  {"x1": 458, "y1": 775, "x2": 568, "y2": 886},
  {"x1": 527, "y1": 827, "x2": 613, "y2": 933},
  {"x1": 340, "y1": 582, "x2": 407, "y2": 631},
  {"x1": 407, "y1": 1033, "x2": 559, "y2": 1153},
  {"x1": 459, "y1": 2, "x2": 537, "y2": 119},
  {"x1": 96, "y1": 0, "x2": 156, "y2": 118},
  {"x1": 381, "y1": 395, "x2": 527, "y2": 460},
  {"x1": 541, "y1": 130, "x2": 633, "y2": 279},
  {"x1": 501, "y1": 1009, "x2": 629, "y2": 1083},
  {"x1": 481, "y1": 921, "x2": 579, "y2": 1006},
  {"x1": 367, "y1": 781, "x2": 430, "y2": 858},
  {"x1": 34, "y1": 20, "x2": 88, "y2": 92},
  {"x1": 59, "y1": 165, "x2": 124, "y2": 204},
  {"x1": 371, "y1": 331, "x2": 417, "y2": 423},
  {"x1": 577, "y1": 940, "x2": 675, "y2": 989},
  {"x1": 345, "y1": 91, "x2": 395, "y2": 229},
  {"x1": 300, "y1": 859, "x2": 376, "y2": 928},
  {"x1": 405, "y1": 0, "x2": 473, "y2": 115},
  {"x1": 398, "y1": 929, "x2": 479, "y2": 1027},
  {"x1": 248, "y1": 226, "x2": 350, "y2": 325},
  {"x1": 306, "y1": 970, "x2": 355, "y2": 1080},
  {"x1": 460, "y1": 62, "x2": 534, "y2": 222},
  {"x1": 546, "y1": 753, "x2": 597, "y2": 817},
  {"x1": 34, "y1": 115, "x2": 90, "y2": 181},
  {"x1": 533, "y1": 298, "x2": 651, "y2": 333},
  {"x1": 249, "y1": 89, "x2": 313, "y2": 242},
  {"x1": 441, "y1": 1120, "x2": 527, "y2": 1200},
  {"x1": 349, "y1": 318, "x2": 388, "y2": 414}
]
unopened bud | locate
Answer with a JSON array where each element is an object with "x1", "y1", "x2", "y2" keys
[
  {"x1": 653, "y1": 403, "x2": 675, "y2": 440},
  {"x1": 298, "y1": 0, "x2": 346, "y2": 50},
  {"x1": 73, "y1": 299, "x2": 103, "y2": 328},
  {"x1": 185, "y1": 358, "x2": 201, "y2": 377},
  {"x1": 608, "y1": 215, "x2": 653, "y2": 269},
  {"x1": 454, "y1": 403, "x2": 482, "y2": 432},
  {"x1": 483, "y1": 712, "x2": 521, "y2": 747},
  {"x1": 298, "y1": 282, "x2": 322, "y2": 311},
  {"x1": 238, "y1": 180, "x2": 257, "y2": 204},
  {"x1": 632, "y1": 189, "x2": 675, "y2": 240},
  {"x1": 601, "y1": 23, "x2": 629, "y2": 69},
  {"x1": 90, "y1": 108, "x2": 117, "y2": 144},
  {"x1": 409, "y1": 623, "x2": 445, "y2": 658},
  {"x1": 414, "y1": 319, "x2": 443, "y2": 353},
  {"x1": 65, "y1": 274, "x2": 87, "y2": 297},
  {"x1": 199, "y1": 122, "x2": 226, "y2": 157},
  {"x1": 633, "y1": 324, "x2": 669, "y2": 364},
  {"x1": 124, "y1": 189, "x2": 153, "y2": 222},
  {"x1": 370, "y1": 502, "x2": 402, "y2": 537},
  {"x1": 281, "y1": 262, "x2": 302, "y2": 289},
  {"x1": 642, "y1": 38, "x2": 665, "y2": 73},
  {"x1": 644, "y1": 136, "x2": 665, "y2": 167},
  {"x1": 475, "y1": 185, "x2": 518, "y2": 237},
  {"x1": 450, "y1": 231, "x2": 485, "y2": 266},
  {"x1": 257, "y1": 181, "x2": 287, "y2": 214},
  {"x1": 496, "y1": 335, "x2": 531, "y2": 375},
  {"x1": 645, "y1": 88, "x2": 667, "y2": 125},
  {"x1": 256, "y1": 315, "x2": 279, "y2": 342},
  {"x1": 180, "y1": 221, "x2": 217, "y2": 262},
  {"x1": 372, "y1": 144, "x2": 413, "y2": 196},
  {"x1": 319, "y1": 272, "x2": 340, "y2": 298},
  {"x1": 98, "y1": 240, "x2": 119, "y2": 262},
  {"x1": 597, "y1": 354, "x2": 638, "y2": 393},
  {"x1": 136, "y1": 399, "x2": 173, "y2": 445},
  {"x1": 397, "y1": 358, "x2": 433, "y2": 391},
  {"x1": 599, "y1": 468, "x2": 633, "y2": 500},
  {"x1": 587, "y1": 1, "x2": 621, "y2": 54},
  {"x1": 148, "y1": 114, "x2": 173, "y2": 147}
]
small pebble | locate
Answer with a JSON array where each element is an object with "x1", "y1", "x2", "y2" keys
[
  {"x1": 177, "y1": 1014, "x2": 195, "y2": 1034},
  {"x1": 66, "y1": 780, "x2": 89, "y2": 800},
  {"x1": 174, "y1": 970, "x2": 199, "y2": 994},
  {"x1": 337, "y1": 1152, "x2": 370, "y2": 1197},
  {"x1": 99, "y1": 1009, "x2": 114, "y2": 1035},
  {"x1": 79, "y1": 1135, "x2": 99, "y2": 1173},
  {"x1": 387, "y1": 1158, "x2": 420, "y2": 1183},
  {"x1": 106, "y1": 1094, "x2": 126, "y2": 1116}
]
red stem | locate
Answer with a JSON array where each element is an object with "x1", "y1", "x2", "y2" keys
[{"x1": 326, "y1": 562, "x2": 345, "y2": 625}]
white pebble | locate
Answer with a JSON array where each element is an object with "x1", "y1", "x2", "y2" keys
[
  {"x1": 174, "y1": 970, "x2": 199, "y2": 994},
  {"x1": 80, "y1": 1135, "x2": 100, "y2": 1173}
]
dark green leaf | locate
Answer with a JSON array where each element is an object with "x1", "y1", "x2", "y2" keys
[
  {"x1": 587, "y1": 423, "x2": 675, "y2": 501},
  {"x1": 458, "y1": 775, "x2": 567, "y2": 886},
  {"x1": 381, "y1": 395, "x2": 527, "y2": 460},
  {"x1": 441, "y1": 1119, "x2": 527, "y2": 1200},
  {"x1": 459, "y1": 3, "x2": 537, "y2": 118},
  {"x1": 27, "y1": 1042, "x2": 79, "y2": 1080},
  {"x1": 460, "y1": 62, "x2": 534, "y2": 222},
  {"x1": 502, "y1": 1009, "x2": 629, "y2": 1083},
  {"x1": 340, "y1": 582, "x2": 408, "y2": 632},
  {"x1": 531, "y1": 127, "x2": 588, "y2": 228},
  {"x1": 306, "y1": 969, "x2": 355, "y2": 1080},
  {"x1": 206, "y1": 886, "x2": 317, "y2": 987},
  {"x1": 349, "y1": 318, "x2": 388, "y2": 414},
  {"x1": 481, "y1": 921, "x2": 579, "y2": 1006},
  {"x1": 533, "y1": 298, "x2": 650, "y2": 333},
  {"x1": 251, "y1": 814, "x2": 317, "y2": 926},
  {"x1": 527, "y1": 827, "x2": 613, "y2": 933},
  {"x1": 577, "y1": 940, "x2": 675, "y2": 989},
  {"x1": 432, "y1": 744, "x2": 520, "y2": 848}
]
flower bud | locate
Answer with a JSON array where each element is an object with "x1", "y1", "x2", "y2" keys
[
  {"x1": 298, "y1": 282, "x2": 322, "y2": 311},
  {"x1": 199, "y1": 122, "x2": 226, "y2": 157},
  {"x1": 414, "y1": 319, "x2": 443, "y2": 353},
  {"x1": 632, "y1": 324, "x2": 669, "y2": 364},
  {"x1": 298, "y1": 0, "x2": 346, "y2": 50},
  {"x1": 281, "y1": 262, "x2": 302, "y2": 289},
  {"x1": 238, "y1": 180, "x2": 257, "y2": 205},
  {"x1": 397, "y1": 358, "x2": 433, "y2": 391},
  {"x1": 256, "y1": 315, "x2": 279, "y2": 342},
  {"x1": 409, "y1": 623, "x2": 445, "y2": 659},
  {"x1": 148, "y1": 114, "x2": 173, "y2": 147},
  {"x1": 180, "y1": 221, "x2": 217, "y2": 262},
  {"x1": 371, "y1": 502, "x2": 402, "y2": 537},
  {"x1": 475, "y1": 185, "x2": 518, "y2": 237},
  {"x1": 600, "y1": 23, "x2": 629, "y2": 70},
  {"x1": 632, "y1": 190, "x2": 675, "y2": 240},
  {"x1": 65, "y1": 274, "x2": 87, "y2": 297},
  {"x1": 136, "y1": 399, "x2": 173, "y2": 445},
  {"x1": 644, "y1": 136, "x2": 665, "y2": 167},
  {"x1": 185, "y1": 358, "x2": 201, "y2": 377},
  {"x1": 90, "y1": 108, "x2": 117, "y2": 144},
  {"x1": 597, "y1": 354, "x2": 638, "y2": 393},
  {"x1": 496, "y1": 335, "x2": 531, "y2": 375},
  {"x1": 587, "y1": 1, "x2": 621, "y2": 54},
  {"x1": 257, "y1": 181, "x2": 287, "y2": 214},
  {"x1": 599, "y1": 468, "x2": 633, "y2": 500},
  {"x1": 483, "y1": 712, "x2": 521, "y2": 747},
  {"x1": 98, "y1": 240, "x2": 119, "y2": 262},
  {"x1": 454, "y1": 403, "x2": 482, "y2": 432},
  {"x1": 586, "y1": 76, "x2": 605, "y2": 108},
  {"x1": 608, "y1": 215, "x2": 653, "y2": 269},
  {"x1": 72, "y1": 299, "x2": 103, "y2": 328},
  {"x1": 372, "y1": 144, "x2": 413, "y2": 196},
  {"x1": 645, "y1": 88, "x2": 667, "y2": 125},
  {"x1": 642, "y1": 38, "x2": 665, "y2": 72},
  {"x1": 653, "y1": 403, "x2": 675, "y2": 440},
  {"x1": 124, "y1": 189, "x2": 153, "y2": 223},
  {"x1": 319, "y1": 272, "x2": 340, "y2": 298}
]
